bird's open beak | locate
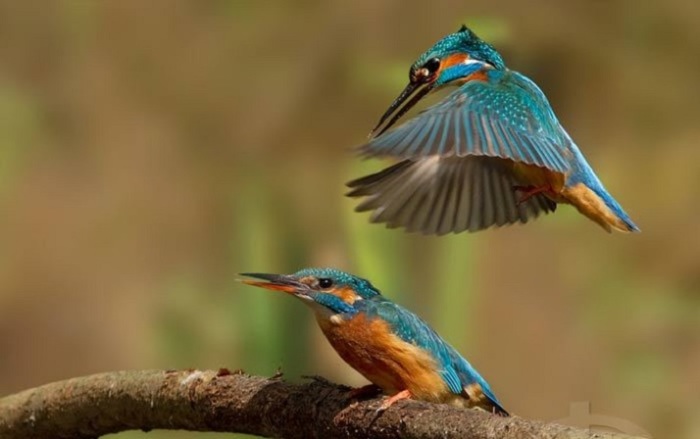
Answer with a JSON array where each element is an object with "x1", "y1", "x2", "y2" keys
[
  {"x1": 369, "y1": 81, "x2": 435, "y2": 139},
  {"x1": 239, "y1": 273, "x2": 304, "y2": 294}
]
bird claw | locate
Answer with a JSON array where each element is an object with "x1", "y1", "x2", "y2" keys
[
  {"x1": 367, "y1": 389, "x2": 412, "y2": 427},
  {"x1": 376, "y1": 389, "x2": 412, "y2": 412},
  {"x1": 513, "y1": 185, "x2": 552, "y2": 205}
]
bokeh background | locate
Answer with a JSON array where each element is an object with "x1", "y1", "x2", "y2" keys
[{"x1": 0, "y1": 1, "x2": 698, "y2": 438}]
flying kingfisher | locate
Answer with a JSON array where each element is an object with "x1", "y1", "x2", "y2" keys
[
  {"x1": 241, "y1": 268, "x2": 508, "y2": 415},
  {"x1": 347, "y1": 25, "x2": 639, "y2": 234}
]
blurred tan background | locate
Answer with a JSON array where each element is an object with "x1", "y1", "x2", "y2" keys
[{"x1": 0, "y1": 1, "x2": 698, "y2": 438}]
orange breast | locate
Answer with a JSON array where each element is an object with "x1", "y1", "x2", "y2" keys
[{"x1": 316, "y1": 313, "x2": 452, "y2": 402}]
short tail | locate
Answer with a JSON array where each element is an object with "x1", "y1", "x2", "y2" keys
[
  {"x1": 559, "y1": 138, "x2": 639, "y2": 233},
  {"x1": 564, "y1": 181, "x2": 640, "y2": 233},
  {"x1": 484, "y1": 399, "x2": 509, "y2": 417},
  {"x1": 599, "y1": 189, "x2": 640, "y2": 233},
  {"x1": 491, "y1": 403, "x2": 510, "y2": 417},
  {"x1": 463, "y1": 382, "x2": 509, "y2": 416}
]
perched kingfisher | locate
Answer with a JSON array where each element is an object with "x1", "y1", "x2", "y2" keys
[
  {"x1": 241, "y1": 268, "x2": 508, "y2": 415},
  {"x1": 347, "y1": 25, "x2": 639, "y2": 234}
]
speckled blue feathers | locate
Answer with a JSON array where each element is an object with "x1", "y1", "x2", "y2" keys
[
  {"x1": 348, "y1": 24, "x2": 639, "y2": 233},
  {"x1": 243, "y1": 267, "x2": 509, "y2": 415},
  {"x1": 293, "y1": 267, "x2": 381, "y2": 299},
  {"x1": 412, "y1": 25, "x2": 505, "y2": 72},
  {"x1": 358, "y1": 296, "x2": 507, "y2": 414},
  {"x1": 294, "y1": 267, "x2": 505, "y2": 411},
  {"x1": 361, "y1": 70, "x2": 571, "y2": 173}
]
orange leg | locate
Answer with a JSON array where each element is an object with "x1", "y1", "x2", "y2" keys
[
  {"x1": 513, "y1": 185, "x2": 554, "y2": 205},
  {"x1": 377, "y1": 389, "x2": 412, "y2": 412}
]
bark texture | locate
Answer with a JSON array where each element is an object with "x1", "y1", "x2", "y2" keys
[{"x1": 0, "y1": 369, "x2": 644, "y2": 439}]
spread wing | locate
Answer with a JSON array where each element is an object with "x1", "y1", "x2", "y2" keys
[
  {"x1": 364, "y1": 299, "x2": 508, "y2": 415},
  {"x1": 361, "y1": 71, "x2": 571, "y2": 174},
  {"x1": 347, "y1": 156, "x2": 556, "y2": 234}
]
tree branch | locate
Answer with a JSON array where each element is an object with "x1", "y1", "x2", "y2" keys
[{"x1": 0, "y1": 369, "x2": 644, "y2": 439}]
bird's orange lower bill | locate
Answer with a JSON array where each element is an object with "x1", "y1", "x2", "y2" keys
[{"x1": 241, "y1": 280, "x2": 296, "y2": 293}]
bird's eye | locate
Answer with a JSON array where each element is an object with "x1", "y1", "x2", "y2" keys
[
  {"x1": 423, "y1": 58, "x2": 441, "y2": 73},
  {"x1": 318, "y1": 278, "x2": 333, "y2": 289}
]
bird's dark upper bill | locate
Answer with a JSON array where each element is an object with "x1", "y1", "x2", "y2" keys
[
  {"x1": 370, "y1": 81, "x2": 434, "y2": 139},
  {"x1": 240, "y1": 273, "x2": 302, "y2": 293}
]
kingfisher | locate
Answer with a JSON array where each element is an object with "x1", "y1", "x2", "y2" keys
[
  {"x1": 346, "y1": 25, "x2": 639, "y2": 234},
  {"x1": 241, "y1": 268, "x2": 508, "y2": 415}
]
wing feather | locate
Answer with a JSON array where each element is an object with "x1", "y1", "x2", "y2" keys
[
  {"x1": 347, "y1": 156, "x2": 557, "y2": 234},
  {"x1": 360, "y1": 71, "x2": 570, "y2": 174}
]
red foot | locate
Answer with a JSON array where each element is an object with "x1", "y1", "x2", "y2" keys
[
  {"x1": 377, "y1": 389, "x2": 412, "y2": 412},
  {"x1": 513, "y1": 185, "x2": 552, "y2": 205}
]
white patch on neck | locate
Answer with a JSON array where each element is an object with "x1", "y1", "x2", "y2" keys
[
  {"x1": 329, "y1": 314, "x2": 345, "y2": 325},
  {"x1": 462, "y1": 58, "x2": 484, "y2": 66}
]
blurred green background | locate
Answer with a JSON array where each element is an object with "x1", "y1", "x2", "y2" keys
[{"x1": 0, "y1": 1, "x2": 698, "y2": 438}]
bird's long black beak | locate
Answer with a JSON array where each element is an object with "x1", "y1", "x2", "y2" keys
[
  {"x1": 369, "y1": 81, "x2": 434, "y2": 139},
  {"x1": 239, "y1": 273, "x2": 304, "y2": 294}
]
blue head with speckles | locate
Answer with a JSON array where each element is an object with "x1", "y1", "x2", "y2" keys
[
  {"x1": 411, "y1": 25, "x2": 505, "y2": 77},
  {"x1": 371, "y1": 25, "x2": 505, "y2": 138},
  {"x1": 241, "y1": 268, "x2": 381, "y2": 316},
  {"x1": 292, "y1": 268, "x2": 381, "y2": 300}
]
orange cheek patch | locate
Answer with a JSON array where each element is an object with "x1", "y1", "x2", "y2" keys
[
  {"x1": 441, "y1": 53, "x2": 488, "y2": 83},
  {"x1": 333, "y1": 286, "x2": 362, "y2": 305},
  {"x1": 441, "y1": 53, "x2": 469, "y2": 69},
  {"x1": 465, "y1": 70, "x2": 488, "y2": 82}
]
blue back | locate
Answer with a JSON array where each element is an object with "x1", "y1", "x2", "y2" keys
[{"x1": 355, "y1": 295, "x2": 506, "y2": 412}]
